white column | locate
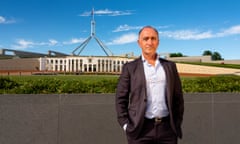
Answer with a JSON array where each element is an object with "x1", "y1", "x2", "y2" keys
[
  {"x1": 74, "y1": 59, "x2": 76, "y2": 72},
  {"x1": 66, "y1": 59, "x2": 68, "y2": 72},
  {"x1": 57, "y1": 59, "x2": 60, "y2": 71},
  {"x1": 111, "y1": 60, "x2": 114, "y2": 72},
  {"x1": 96, "y1": 60, "x2": 99, "y2": 72},
  {"x1": 69, "y1": 59, "x2": 73, "y2": 72},
  {"x1": 53, "y1": 59, "x2": 56, "y2": 71},
  {"x1": 78, "y1": 58, "x2": 81, "y2": 72},
  {"x1": 39, "y1": 57, "x2": 46, "y2": 71},
  {"x1": 107, "y1": 60, "x2": 110, "y2": 72}
]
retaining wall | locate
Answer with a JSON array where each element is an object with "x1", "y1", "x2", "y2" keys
[{"x1": 0, "y1": 93, "x2": 240, "y2": 144}]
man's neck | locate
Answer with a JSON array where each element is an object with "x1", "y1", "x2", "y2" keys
[{"x1": 142, "y1": 53, "x2": 157, "y2": 66}]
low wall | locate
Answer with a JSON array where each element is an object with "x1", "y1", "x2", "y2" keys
[
  {"x1": 0, "y1": 58, "x2": 39, "y2": 71},
  {"x1": 0, "y1": 93, "x2": 240, "y2": 144}
]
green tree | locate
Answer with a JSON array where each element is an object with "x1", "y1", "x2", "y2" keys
[
  {"x1": 170, "y1": 52, "x2": 183, "y2": 57},
  {"x1": 212, "y1": 52, "x2": 224, "y2": 60},
  {"x1": 202, "y1": 50, "x2": 223, "y2": 60},
  {"x1": 202, "y1": 50, "x2": 212, "y2": 56}
]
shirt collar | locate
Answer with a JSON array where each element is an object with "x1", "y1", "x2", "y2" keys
[{"x1": 141, "y1": 53, "x2": 160, "y2": 63}]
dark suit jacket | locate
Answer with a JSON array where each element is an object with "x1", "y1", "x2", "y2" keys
[{"x1": 116, "y1": 56, "x2": 184, "y2": 139}]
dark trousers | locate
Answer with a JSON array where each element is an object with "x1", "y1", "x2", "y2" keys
[{"x1": 127, "y1": 118, "x2": 177, "y2": 144}]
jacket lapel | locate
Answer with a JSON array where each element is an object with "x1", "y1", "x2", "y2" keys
[
  {"x1": 159, "y1": 58, "x2": 173, "y2": 108},
  {"x1": 134, "y1": 57, "x2": 147, "y2": 99}
]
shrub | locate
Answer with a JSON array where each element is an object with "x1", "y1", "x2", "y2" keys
[
  {"x1": 181, "y1": 75, "x2": 240, "y2": 93},
  {"x1": 0, "y1": 75, "x2": 239, "y2": 94},
  {"x1": 0, "y1": 77, "x2": 19, "y2": 93}
]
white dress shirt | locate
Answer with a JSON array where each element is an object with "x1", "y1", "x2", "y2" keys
[{"x1": 142, "y1": 55, "x2": 169, "y2": 119}]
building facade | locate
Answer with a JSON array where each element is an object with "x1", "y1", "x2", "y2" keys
[{"x1": 39, "y1": 56, "x2": 135, "y2": 73}]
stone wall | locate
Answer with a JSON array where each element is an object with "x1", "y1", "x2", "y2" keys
[
  {"x1": 0, "y1": 93, "x2": 240, "y2": 144},
  {"x1": 0, "y1": 58, "x2": 39, "y2": 71}
]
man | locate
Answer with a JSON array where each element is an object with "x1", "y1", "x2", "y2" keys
[{"x1": 115, "y1": 26, "x2": 184, "y2": 144}]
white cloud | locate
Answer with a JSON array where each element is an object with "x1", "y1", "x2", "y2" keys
[
  {"x1": 160, "y1": 25, "x2": 240, "y2": 40},
  {"x1": 0, "y1": 16, "x2": 6, "y2": 23},
  {"x1": 12, "y1": 39, "x2": 34, "y2": 49},
  {"x1": 161, "y1": 30, "x2": 213, "y2": 40},
  {"x1": 36, "y1": 39, "x2": 59, "y2": 46},
  {"x1": 12, "y1": 39, "x2": 59, "y2": 49},
  {"x1": 79, "y1": 9, "x2": 133, "y2": 17},
  {"x1": 11, "y1": 37, "x2": 85, "y2": 49},
  {"x1": 0, "y1": 16, "x2": 15, "y2": 24},
  {"x1": 113, "y1": 24, "x2": 170, "y2": 32},
  {"x1": 9, "y1": 25, "x2": 240, "y2": 50},
  {"x1": 216, "y1": 25, "x2": 240, "y2": 37},
  {"x1": 63, "y1": 38, "x2": 86, "y2": 45},
  {"x1": 108, "y1": 33, "x2": 138, "y2": 45},
  {"x1": 49, "y1": 39, "x2": 58, "y2": 46},
  {"x1": 113, "y1": 25, "x2": 142, "y2": 32}
]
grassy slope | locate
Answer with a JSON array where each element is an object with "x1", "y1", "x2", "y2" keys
[{"x1": 178, "y1": 62, "x2": 240, "y2": 69}]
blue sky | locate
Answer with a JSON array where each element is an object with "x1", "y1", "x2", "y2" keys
[{"x1": 1, "y1": 0, "x2": 240, "y2": 60}]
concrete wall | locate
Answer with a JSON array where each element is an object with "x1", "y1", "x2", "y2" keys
[
  {"x1": 167, "y1": 55, "x2": 212, "y2": 62},
  {"x1": 0, "y1": 58, "x2": 39, "y2": 71},
  {"x1": 0, "y1": 93, "x2": 240, "y2": 144},
  {"x1": 208, "y1": 60, "x2": 240, "y2": 65}
]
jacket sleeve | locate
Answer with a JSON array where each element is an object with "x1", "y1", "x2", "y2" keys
[
  {"x1": 172, "y1": 62, "x2": 184, "y2": 138},
  {"x1": 115, "y1": 63, "x2": 131, "y2": 127}
]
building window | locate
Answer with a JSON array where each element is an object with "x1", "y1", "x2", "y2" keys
[
  {"x1": 84, "y1": 64, "x2": 87, "y2": 72},
  {"x1": 88, "y1": 64, "x2": 92, "y2": 72},
  {"x1": 93, "y1": 64, "x2": 96, "y2": 72},
  {"x1": 88, "y1": 58, "x2": 92, "y2": 63}
]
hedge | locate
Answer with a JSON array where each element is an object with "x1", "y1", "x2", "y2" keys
[{"x1": 0, "y1": 75, "x2": 240, "y2": 94}]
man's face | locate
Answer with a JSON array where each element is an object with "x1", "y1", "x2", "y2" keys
[{"x1": 138, "y1": 27, "x2": 159, "y2": 56}]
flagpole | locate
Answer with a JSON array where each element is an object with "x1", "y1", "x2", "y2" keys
[{"x1": 91, "y1": 8, "x2": 95, "y2": 36}]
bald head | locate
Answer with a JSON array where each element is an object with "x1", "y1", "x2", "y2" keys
[{"x1": 138, "y1": 26, "x2": 159, "y2": 39}]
